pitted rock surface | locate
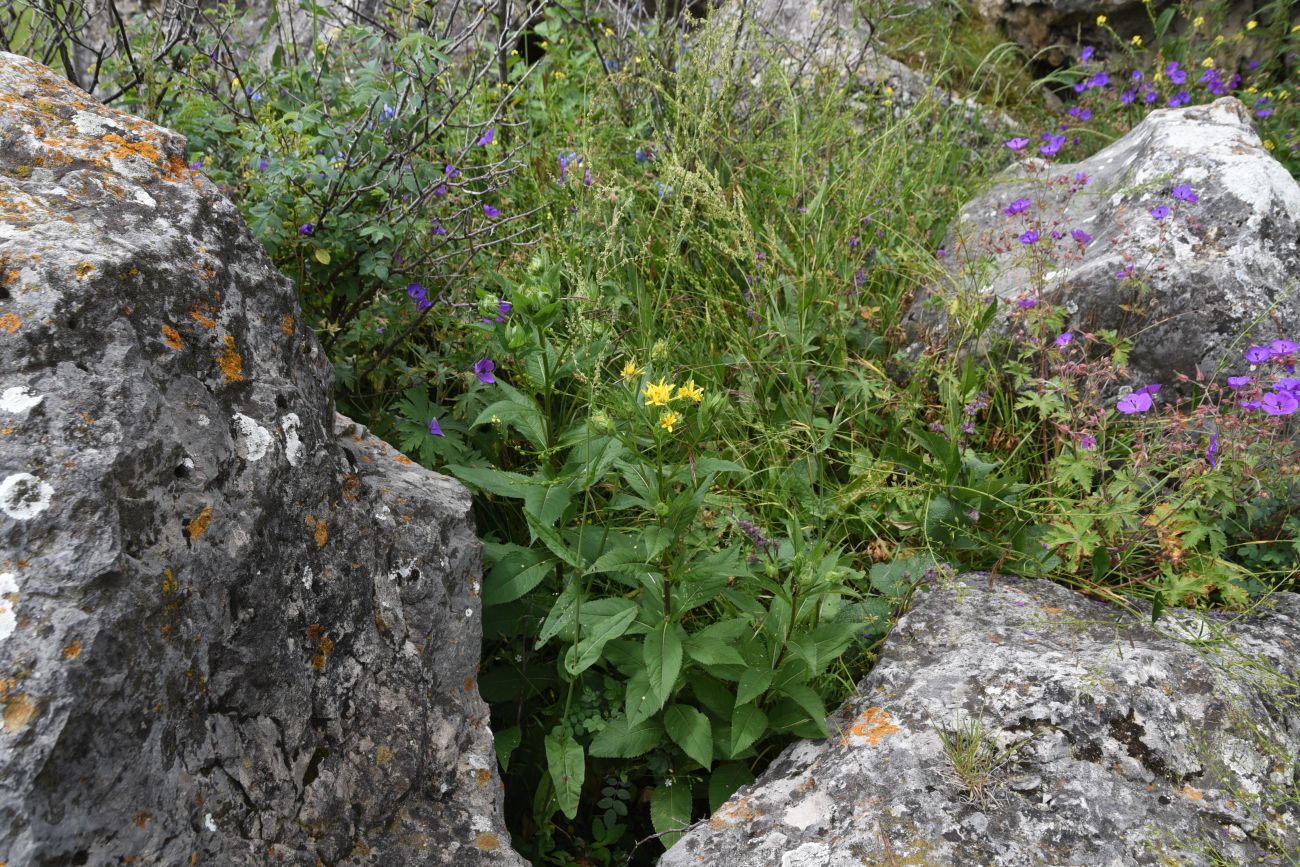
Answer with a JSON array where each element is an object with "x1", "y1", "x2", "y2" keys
[
  {"x1": 909, "y1": 97, "x2": 1300, "y2": 390},
  {"x1": 661, "y1": 577, "x2": 1300, "y2": 866},
  {"x1": 0, "y1": 51, "x2": 524, "y2": 866}
]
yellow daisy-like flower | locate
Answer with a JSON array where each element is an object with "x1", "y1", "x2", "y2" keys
[
  {"x1": 1096, "y1": 14, "x2": 1107, "y2": 25},
  {"x1": 620, "y1": 360, "x2": 644, "y2": 380},
  {"x1": 1130, "y1": 34, "x2": 1143, "y2": 46},
  {"x1": 676, "y1": 379, "x2": 704, "y2": 404},
  {"x1": 1193, "y1": 15, "x2": 1205, "y2": 27},
  {"x1": 1265, "y1": 140, "x2": 1276, "y2": 151},
  {"x1": 1247, "y1": 19, "x2": 1257, "y2": 30},
  {"x1": 643, "y1": 379, "x2": 674, "y2": 407},
  {"x1": 1202, "y1": 57, "x2": 1215, "y2": 68},
  {"x1": 659, "y1": 410, "x2": 681, "y2": 432}
]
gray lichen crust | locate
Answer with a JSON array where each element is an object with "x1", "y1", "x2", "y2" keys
[
  {"x1": 0, "y1": 51, "x2": 525, "y2": 866},
  {"x1": 661, "y1": 577, "x2": 1300, "y2": 866}
]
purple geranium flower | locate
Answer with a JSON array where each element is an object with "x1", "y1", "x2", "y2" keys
[
  {"x1": 258, "y1": 158, "x2": 268, "y2": 171},
  {"x1": 1005, "y1": 137, "x2": 1030, "y2": 151},
  {"x1": 483, "y1": 204, "x2": 501, "y2": 219},
  {"x1": 1020, "y1": 230, "x2": 1040, "y2": 245},
  {"x1": 299, "y1": 223, "x2": 315, "y2": 236},
  {"x1": 1150, "y1": 205, "x2": 1171, "y2": 220},
  {"x1": 1017, "y1": 297, "x2": 1038, "y2": 309},
  {"x1": 431, "y1": 218, "x2": 447, "y2": 236},
  {"x1": 1167, "y1": 62, "x2": 1187, "y2": 85},
  {"x1": 1261, "y1": 391, "x2": 1299, "y2": 416},
  {"x1": 478, "y1": 127, "x2": 495, "y2": 145},
  {"x1": 1121, "y1": 89, "x2": 1136, "y2": 104},
  {"x1": 1245, "y1": 345, "x2": 1272, "y2": 364},
  {"x1": 1004, "y1": 197, "x2": 1032, "y2": 216},
  {"x1": 1055, "y1": 331, "x2": 1074, "y2": 348},
  {"x1": 473, "y1": 357, "x2": 496, "y2": 384},
  {"x1": 429, "y1": 417, "x2": 444, "y2": 436},
  {"x1": 1071, "y1": 228, "x2": 1092, "y2": 244},
  {"x1": 1270, "y1": 339, "x2": 1298, "y2": 356},
  {"x1": 445, "y1": 164, "x2": 460, "y2": 179},
  {"x1": 1206, "y1": 434, "x2": 1219, "y2": 468},
  {"x1": 1171, "y1": 184, "x2": 1198, "y2": 203},
  {"x1": 1136, "y1": 384, "x2": 1162, "y2": 396},
  {"x1": 1117, "y1": 392, "x2": 1153, "y2": 414},
  {"x1": 1040, "y1": 135, "x2": 1065, "y2": 156},
  {"x1": 1227, "y1": 375, "x2": 1252, "y2": 389}
]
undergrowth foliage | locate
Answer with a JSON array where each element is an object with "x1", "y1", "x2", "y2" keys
[{"x1": 7, "y1": 0, "x2": 1300, "y2": 863}]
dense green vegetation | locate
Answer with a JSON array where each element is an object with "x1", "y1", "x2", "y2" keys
[{"x1": 7, "y1": 0, "x2": 1299, "y2": 862}]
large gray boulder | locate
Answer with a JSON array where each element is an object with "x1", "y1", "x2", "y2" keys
[
  {"x1": 0, "y1": 51, "x2": 525, "y2": 866},
  {"x1": 661, "y1": 576, "x2": 1300, "y2": 865},
  {"x1": 909, "y1": 97, "x2": 1300, "y2": 389}
]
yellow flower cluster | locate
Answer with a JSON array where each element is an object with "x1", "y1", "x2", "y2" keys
[{"x1": 626, "y1": 367, "x2": 707, "y2": 435}]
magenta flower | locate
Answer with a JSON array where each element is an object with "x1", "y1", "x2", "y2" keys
[
  {"x1": 483, "y1": 204, "x2": 501, "y2": 219},
  {"x1": 1171, "y1": 184, "x2": 1198, "y2": 203},
  {"x1": 429, "y1": 417, "x2": 445, "y2": 436},
  {"x1": 1017, "y1": 297, "x2": 1038, "y2": 309},
  {"x1": 473, "y1": 358, "x2": 497, "y2": 384},
  {"x1": 1040, "y1": 135, "x2": 1065, "y2": 156},
  {"x1": 1020, "y1": 230, "x2": 1040, "y2": 245},
  {"x1": 1005, "y1": 137, "x2": 1030, "y2": 151},
  {"x1": 1150, "y1": 205, "x2": 1171, "y2": 220},
  {"x1": 1245, "y1": 346, "x2": 1272, "y2": 364},
  {"x1": 1227, "y1": 375, "x2": 1252, "y2": 389},
  {"x1": 1078, "y1": 433, "x2": 1097, "y2": 450},
  {"x1": 1004, "y1": 197, "x2": 1032, "y2": 216},
  {"x1": 1116, "y1": 392, "x2": 1153, "y2": 414},
  {"x1": 1135, "y1": 384, "x2": 1162, "y2": 396},
  {"x1": 1270, "y1": 339, "x2": 1298, "y2": 356},
  {"x1": 1055, "y1": 331, "x2": 1073, "y2": 348},
  {"x1": 1261, "y1": 391, "x2": 1299, "y2": 416}
]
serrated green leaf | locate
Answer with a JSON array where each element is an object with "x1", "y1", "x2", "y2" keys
[
  {"x1": 523, "y1": 479, "x2": 574, "y2": 528},
  {"x1": 664, "y1": 704, "x2": 713, "y2": 768},
  {"x1": 544, "y1": 731, "x2": 584, "y2": 820},
  {"x1": 683, "y1": 632, "x2": 746, "y2": 666},
  {"x1": 626, "y1": 670, "x2": 667, "y2": 726},
  {"x1": 728, "y1": 703, "x2": 767, "y2": 757},
  {"x1": 565, "y1": 602, "x2": 638, "y2": 676},
  {"x1": 481, "y1": 543, "x2": 555, "y2": 606},
  {"x1": 447, "y1": 464, "x2": 535, "y2": 499},
  {"x1": 650, "y1": 783, "x2": 693, "y2": 849},
  {"x1": 589, "y1": 714, "x2": 665, "y2": 758},
  {"x1": 494, "y1": 725, "x2": 521, "y2": 772},
  {"x1": 735, "y1": 668, "x2": 773, "y2": 706},
  {"x1": 645, "y1": 621, "x2": 683, "y2": 704},
  {"x1": 773, "y1": 684, "x2": 829, "y2": 738},
  {"x1": 528, "y1": 518, "x2": 584, "y2": 568}
]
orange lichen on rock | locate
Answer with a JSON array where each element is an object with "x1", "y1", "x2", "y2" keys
[
  {"x1": 313, "y1": 518, "x2": 329, "y2": 547},
  {"x1": 217, "y1": 335, "x2": 244, "y2": 383},
  {"x1": 394, "y1": 454, "x2": 413, "y2": 466},
  {"x1": 62, "y1": 639, "x2": 81, "y2": 659},
  {"x1": 162, "y1": 324, "x2": 183, "y2": 350},
  {"x1": 101, "y1": 133, "x2": 162, "y2": 164},
  {"x1": 1181, "y1": 785, "x2": 1204, "y2": 801},
  {"x1": 279, "y1": 313, "x2": 296, "y2": 336},
  {"x1": 709, "y1": 796, "x2": 757, "y2": 829},
  {"x1": 474, "y1": 833, "x2": 500, "y2": 851},
  {"x1": 190, "y1": 306, "x2": 217, "y2": 329},
  {"x1": 187, "y1": 505, "x2": 213, "y2": 540},
  {"x1": 845, "y1": 707, "x2": 901, "y2": 746},
  {"x1": 3, "y1": 694, "x2": 37, "y2": 732},
  {"x1": 0, "y1": 313, "x2": 20, "y2": 334}
]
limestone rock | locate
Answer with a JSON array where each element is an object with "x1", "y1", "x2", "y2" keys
[
  {"x1": 909, "y1": 97, "x2": 1300, "y2": 389},
  {"x1": 0, "y1": 51, "x2": 525, "y2": 866},
  {"x1": 661, "y1": 576, "x2": 1300, "y2": 866}
]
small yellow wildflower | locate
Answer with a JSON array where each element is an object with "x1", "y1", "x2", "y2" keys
[
  {"x1": 1213, "y1": 34, "x2": 1225, "y2": 45},
  {"x1": 1131, "y1": 34, "x2": 1143, "y2": 46},
  {"x1": 1096, "y1": 15, "x2": 1107, "y2": 25},
  {"x1": 1292, "y1": 24, "x2": 1300, "y2": 33},
  {"x1": 604, "y1": 26, "x2": 614, "y2": 36},
  {"x1": 1193, "y1": 15, "x2": 1205, "y2": 28},
  {"x1": 643, "y1": 379, "x2": 674, "y2": 407},
  {"x1": 620, "y1": 360, "x2": 644, "y2": 380},
  {"x1": 1265, "y1": 140, "x2": 1276, "y2": 151},
  {"x1": 1202, "y1": 57, "x2": 1215, "y2": 68},
  {"x1": 1247, "y1": 20, "x2": 1257, "y2": 30},
  {"x1": 676, "y1": 379, "x2": 704, "y2": 403},
  {"x1": 659, "y1": 410, "x2": 681, "y2": 433}
]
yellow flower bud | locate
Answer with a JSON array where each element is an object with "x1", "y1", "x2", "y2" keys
[{"x1": 1096, "y1": 14, "x2": 1107, "y2": 25}]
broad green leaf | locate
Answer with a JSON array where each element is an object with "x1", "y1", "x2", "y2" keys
[
  {"x1": 664, "y1": 704, "x2": 713, "y2": 768},
  {"x1": 523, "y1": 479, "x2": 574, "y2": 528},
  {"x1": 473, "y1": 382, "x2": 548, "y2": 450},
  {"x1": 589, "y1": 714, "x2": 665, "y2": 758},
  {"x1": 537, "y1": 585, "x2": 578, "y2": 647},
  {"x1": 494, "y1": 725, "x2": 521, "y2": 772},
  {"x1": 626, "y1": 670, "x2": 667, "y2": 726},
  {"x1": 677, "y1": 547, "x2": 745, "y2": 611},
  {"x1": 650, "y1": 783, "x2": 693, "y2": 849},
  {"x1": 645, "y1": 621, "x2": 683, "y2": 704},
  {"x1": 544, "y1": 731, "x2": 584, "y2": 820},
  {"x1": 708, "y1": 762, "x2": 754, "y2": 812},
  {"x1": 481, "y1": 543, "x2": 555, "y2": 606},
  {"x1": 735, "y1": 668, "x2": 773, "y2": 706},
  {"x1": 684, "y1": 632, "x2": 746, "y2": 666},
  {"x1": 690, "y1": 672, "x2": 736, "y2": 719},
  {"x1": 773, "y1": 684, "x2": 829, "y2": 738},
  {"x1": 729, "y1": 703, "x2": 767, "y2": 757},
  {"x1": 447, "y1": 464, "x2": 535, "y2": 499},
  {"x1": 565, "y1": 602, "x2": 638, "y2": 676},
  {"x1": 528, "y1": 518, "x2": 584, "y2": 568}
]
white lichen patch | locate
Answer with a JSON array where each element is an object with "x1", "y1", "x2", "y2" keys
[
  {"x1": 0, "y1": 386, "x2": 43, "y2": 413},
  {"x1": 71, "y1": 110, "x2": 112, "y2": 137},
  {"x1": 0, "y1": 571, "x2": 17, "y2": 642},
  {"x1": 281, "y1": 413, "x2": 302, "y2": 466},
  {"x1": 0, "y1": 472, "x2": 54, "y2": 520},
  {"x1": 782, "y1": 792, "x2": 834, "y2": 831},
  {"x1": 231, "y1": 413, "x2": 273, "y2": 462},
  {"x1": 204, "y1": 813, "x2": 217, "y2": 832}
]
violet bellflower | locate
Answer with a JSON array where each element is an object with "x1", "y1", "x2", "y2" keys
[{"x1": 428, "y1": 417, "x2": 444, "y2": 437}]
